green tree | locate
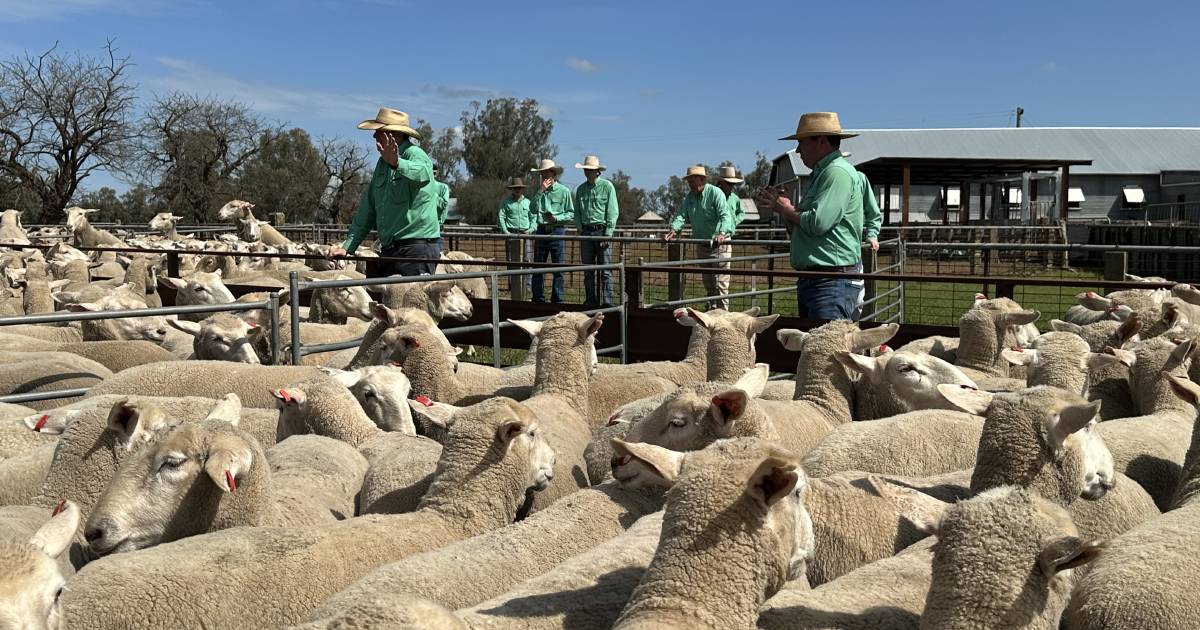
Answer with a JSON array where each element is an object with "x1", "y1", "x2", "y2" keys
[
  {"x1": 74, "y1": 187, "x2": 124, "y2": 223},
  {"x1": 413, "y1": 120, "x2": 463, "y2": 186},
  {"x1": 452, "y1": 178, "x2": 507, "y2": 226},
  {"x1": 741, "y1": 152, "x2": 773, "y2": 195},
  {"x1": 237, "y1": 128, "x2": 326, "y2": 223},
  {"x1": 459, "y1": 98, "x2": 555, "y2": 180},
  {"x1": 119, "y1": 184, "x2": 164, "y2": 224},
  {"x1": 609, "y1": 170, "x2": 648, "y2": 224}
]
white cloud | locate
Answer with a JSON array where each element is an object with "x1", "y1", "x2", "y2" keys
[
  {"x1": 0, "y1": 0, "x2": 161, "y2": 22},
  {"x1": 1040, "y1": 61, "x2": 1058, "y2": 72},
  {"x1": 566, "y1": 56, "x2": 599, "y2": 73}
]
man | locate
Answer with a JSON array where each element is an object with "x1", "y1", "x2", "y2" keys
[
  {"x1": 665, "y1": 165, "x2": 734, "y2": 310},
  {"x1": 528, "y1": 159, "x2": 574, "y2": 303},
  {"x1": 757, "y1": 111, "x2": 863, "y2": 319},
  {"x1": 574, "y1": 155, "x2": 618, "y2": 306},
  {"x1": 432, "y1": 164, "x2": 452, "y2": 228},
  {"x1": 714, "y1": 165, "x2": 745, "y2": 235},
  {"x1": 330, "y1": 107, "x2": 438, "y2": 277},
  {"x1": 497, "y1": 176, "x2": 533, "y2": 294}
]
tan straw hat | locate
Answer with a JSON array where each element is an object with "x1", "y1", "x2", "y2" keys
[
  {"x1": 683, "y1": 165, "x2": 708, "y2": 179},
  {"x1": 575, "y1": 155, "x2": 607, "y2": 171},
  {"x1": 530, "y1": 159, "x2": 564, "y2": 175},
  {"x1": 505, "y1": 177, "x2": 527, "y2": 189},
  {"x1": 716, "y1": 165, "x2": 744, "y2": 184},
  {"x1": 779, "y1": 111, "x2": 858, "y2": 141},
  {"x1": 357, "y1": 107, "x2": 422, "y2": 139}
]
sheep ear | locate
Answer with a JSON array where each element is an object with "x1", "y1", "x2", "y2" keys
[
  {"x1": 777, "y1": 328, "x2": 809, "y2": 352},
  {"x1": 169, "y1": 319, "x2": 202, "y2": 337},
  {"x1": 1116, "y1": 315, "x2": 1141, "y2": 346},
  {"x1": 496, "y1": 415, "x2": 531, "y2": 446},
  {"x1": 1102, "y1": 346, "x2": 1136, "y2": 367},
  {"x1": 160, "y1": 277, "x2": 187, "y2": 290},
  {"x1": 1077, "y1": 292, "x2": 1113, "y2": 311},
  {"x1": 673, "y1": 308, "x2": 698, "y2": 327},
  {"x1": 1084, "y1": 352, "x2": 1121, "y2": 372},
  {"x1": 370, "y1": 302, "x2": 393, "y2": 323},
  {"x1": 847, "y1": 323, "x2": 899, "y2": 352},
  {"x1": 1000, "y1": 309, "x2": 1041, "y2": 327},
  {"x1": 577, "y1": 313, "x2": 604, "y2": 338},
  {"x1": 750, "y1": 314, "x2": 781, "y2": 335},
  {"x1": 732, "y1": 364, "x2": 770, "y2": 399},
  {"x1": 611, "y1": 439, "x2": 684, "y2": 485},
  {"x1": 685, "y1": 308, "x2": 717, "y2": 330},
  {"x1": 106, "y1": 399, "x2": 166, "y2": 448},
  {"x1": 1049, "y1": 320, "x2": 1083, "y2": 335},
  {"x1": 275, "y1": 287, "x2": 291, "y2": 306},
  {"x1": 711, "y1": 389, "x2": 750, "y2": 424},
  {"x1": 204, "y1": 438, "x2": 253, "y2": 493},
  {"x1": 1001, "y1": 347, "x2": 1038, "y2": 367},
  {"x1": 1172, "y1": 283, "x2": 1200, "y2": 306},
  {"x1": 1051, "y1": 401, "x2": 1102, "y2": 448},
  {"x1": 864, "y1": 475, "x2": 948, "y2": 535},
  {"x1": 409, "y1": 398, "x2": 456, "y2": 429},
  {"x1": 319, "y1": 367, "x2": 362, "y2": 388},
  {"x1": 29, "y1": 500, "x2": 80, "y2": 559},
  {"x1": 745, "y1": 456, "x2": 801, "y2": 509},
  {"x1": 66, "y1": 301, "x2": 100, "y2": 313},
  {"x1": 1039, "y1": 538, "x2": 1105, "y2": 575},
  {"x1": 1167, "y1": 375, "x2": 1200, "y2": 408},
  {"x1": 937, "y1": 384, "x2": 994, "y2": 415},
  {"x1": 507, "y1": 318, "x2": 543, "y2": 338},
  {"x1": 205, "y1": 393, "x2": 242, "y2": 428},
  {"x1": 835, "y1": 351, "x2": 887, "y2": 383},
  {"x1": 741, "y1": 306, "x2": 761, "y2": 317},
  {"x1": 1164, "y1": 338, "x2": 1196, "y2": 373}
]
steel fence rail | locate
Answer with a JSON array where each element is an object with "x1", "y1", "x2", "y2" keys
[{"x1": 0, "y1": 388, "x2": 92, "y2": 404}]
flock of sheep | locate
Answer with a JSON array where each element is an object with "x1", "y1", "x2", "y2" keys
[{"x1": 0, "y1": 199, "x2": 1198, "y2": 629}]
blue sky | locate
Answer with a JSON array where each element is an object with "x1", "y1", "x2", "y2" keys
[{"x1": 2, "y1": 0, "x2": 1198, "y2": 192}]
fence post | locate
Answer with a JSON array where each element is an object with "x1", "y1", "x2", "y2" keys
[
  {"x1": 166, "y1": 251, "x2": 180, "y2": 279},
  {"x1": 625, "y1": 257, "x2": 644, "y2": 308},
  {"x1": 490, "y1": 273, "x2": 501, "y2": 368},
  {"x1": 1103, "y1": 251, "x2": 1128, "y2": 281},
  {"x1": 668, "y1": 241, "x2": 684, "y2": 302},
  {"x1": 288, "y1": 272, "x2": 302, "y2": 366},
  {"x1": 619, "y1": 261, "x2": 628, "y2": 365},
  {"x1": 267, "y1": 292, "x2": 281, "y2": 365},
  {"x1": 863, "y1": 246, "x2": 878, "y2": 312},
  {"x1": 507, "y1": 238, "x2": 526, "y2": 301}
]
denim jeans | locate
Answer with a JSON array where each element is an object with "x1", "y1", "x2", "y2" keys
[
  {"x1": 374, "y1": 240, "x2": 441, "y2": 277},
  {"x1": 795, "y1": 261, "x2": 863, "y2": 320},
  {"x1": 580, "y1": 225, "x2": 613, "y2": 306},
  {"x1": 531, "y1": 226, "x2": 565, "y2": 302}
]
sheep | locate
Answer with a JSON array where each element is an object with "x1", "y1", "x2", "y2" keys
[
  {"x1": 0, "y1": 413, "x2": 61, "y2": 457},
  {"x1": 612, "y1": 438, "x2": 813, "y2": 629},
  {"x1": 83, "y1": 395, "x2": 367, "y2": 554},
  {"x1": 383, "y1": 325, "x2": 517, "y2": 405},
  {"x1": 951, "y1": 303, "x2": 1041, "y2": 388},
  {"x1": 0, "y1": 325, "x2": 83, "y2": 344},
  {"x1": 322, "y1": 365, "x2": 415, "y2": 434},
  {"x1": 594, "y1": 308, "x2": 710, "y2": 385},
  {"x1": 59, "y1": 396, "x2": 556, "y2": 630},
  {"x1": 382, "y1": 280, "x2": 473, "y2": 322},
  {"x1": 42, "y1": 340, "x2": 179, "y2": 373},
  {"x1": 64, "y1": 206, "x2": 126, "y2": 249},
  {"x1": 975, "y1": 294, "x2": 1042, "y2": 347},
  {"x1": 1000, "y1": 330, "x2": 1127, "y2": 396},
  {"x1": 0, "y1": 444, "x2": 55, "y2": 507},
  {"x1": 238, "y1": 216, "x2": 295, "y2": 246},
  {"x1": 685, "y1": 307, "x2": 780, "y2": 381},
  {"x1": 921, "y1": 485, "x2": 1104, "y2": 630},
  {"x1": 20, "y1": 260, "x2": 55, "y2": 314},
  {"x1": 0, "y1": 500, "x2": 79, "y2": 630},
  {"x1": 148, "y1": 212, "x2": 184, "y2": 241},
  {"x1": 1050, "y1": 316, "x2": 1142, "y2": 419},
  {"x1": 1064, "y1": 373, "x2": 1200, "y2": 630},
  {"x1": 837, "y1": 348, "x2": 979, "y2": 419},
  {"x1": 343, "y1": 303, "x2": 457, "y2": 371},
  {"x1": 1063, "y1": 291, "x2": 1135, "y2": 325},
  {"x1": 800, "y1": 410, "x2": 983, "y2": 478},
  {"x1": 168, "y1": 314, "x2": 262, "y2": 363},
  {"x1": 66, "y1": 292, "x2": 170, "y2": 346},
  {"x1": 159, "y1": 270, "x2": 235, "y2": 321},
  {"x1": 0, "y1": 208, "x2": 31, "y2": 245},
  {"x1": 216, "y1": 199, "x2": 256, "y2": 221},
  {"x1": 0, "y1": 355, "x2": 112, "y2": 410},
  {"x1": 86, "y1": 361, "x2": 323, "y2": 409},
  {"x1": 263, "y1": 317, "x2": 371, "y2": 366},
  {"x1": 308, "y1": 279, "x2": 373, "y2": 324}
]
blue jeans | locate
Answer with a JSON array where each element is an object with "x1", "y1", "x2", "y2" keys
[
  {"x1": 375, "y1": 240, "x2": 441, "y2": 277},
  {"x1": 580, "y1": 225, "x2": 613, "y2": 305},
  {"x1": 531, "y1": 226, "x2": 565, "y2": 302},
  {"x1": 795, "y1": 262, "x2": 862, "y2": 320}
]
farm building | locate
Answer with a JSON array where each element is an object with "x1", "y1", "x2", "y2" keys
[{"x1": 770, "y1": 127, "x2": 1200, "y2": 225}]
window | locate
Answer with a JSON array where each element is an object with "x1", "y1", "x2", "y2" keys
[
  {"x1": 1068, "y1": 187, "x2": 1085, "y2": 210},
  {"x1": 944, "y1": 186, "x2": 961, "y2": 207},
  {"x1": 1122, "y1": 187, "x2": 1145, "y2": 209}
]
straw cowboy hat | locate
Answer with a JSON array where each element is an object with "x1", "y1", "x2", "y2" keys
[
  {"x1": 716, "y1": 166, "x2": 744, "y2": 184},
  {"x1": 683, "y1": 165, "x2": 708, "y2": 179},
  {"x1": 779, "y1": 111, "x2": 859, "y2": 141},
  {"x1": 530, "y1": 159, "x2": 564, "y2": 175},
  {"x1": 357, "y1": 107, "x2": 422, "y2": 140},
  {"x1": 575, "y1": 155, "x2": 607, "y2": 171},
  {"x1": 505, "y1": 177, "x2": 527, "y2": 189}
]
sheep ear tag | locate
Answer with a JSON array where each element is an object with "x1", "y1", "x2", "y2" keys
[
  {"x1": 33, "y1": 414, "x2": 49, "y2": 432},
  {"x1": 52, "y1": 499, "x2": 66, "y2": 517},
  {"x1": 415, "y1": 395, "x2": 433, "y2": 407},
  {"x1": 225, "y1": 470, "x2": 237, "y2": 493}
]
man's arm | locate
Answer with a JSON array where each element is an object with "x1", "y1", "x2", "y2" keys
[
  {"x1": 554, "y1": 186, "x2": 576, "y2": 223},
  {"x1": 711, "y1": 188, "x2": 733, "y2": 240},
  {"x1": 669, "y1": 199, "x2": 690, "y2": 234},
  {"x1": 573, "y1": 185, "x2": 585, "y2": 230},
  {"x1": 604, "y1": 180, "x2": 619, "y2": 236},
  {"x1": 390, "y1": 145, "x2": 433, "y2": 184},
  {"x1": 797, "y1": 167, "x2": 855, "y2": 237},
  {"x1": 861, "y1": 173, "x2": 881, "y2": 244},
  {"x1": 497, "y1": 200, "x2": 510, "y2": 234}
]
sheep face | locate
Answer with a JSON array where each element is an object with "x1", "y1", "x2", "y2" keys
[
  {"x1": 162, "y1": 271, "x2": 235, "y2": 306},
  {"x1": 838, "y1": 350, "x2": 978, "y2": 410},
  {"x1": 216, "y1": 200, "x2": 255, "y2": 221},
  {"x1": 625, "y1": 386, "x2": 723, "y2": 451},
  {"x1": 317, "y1": 284, "x2": 373, "y2": 323},
  {"x1": 85, "y1": 421, "x2": 252, "y2": 556},
  {"x1": 0, "y1": 502, "x2": 79, "y2": 630},
  {"x1": 1069, "y1": 423, "x2": 1116, "y2": 500},
  {"x1": 63, "y1": 207, "x2": 97, "y2": 233},
  {"x1": 430, "y1": 283, "x2": 472, "y2": 321},
  {"x1": 169, "y1": 315, "x2": 260, "y2": 364},
  {"x1": 330, "y1": 365, "x2": 416, "y2": 435},
  {"x1": 238, "y1": 218, "x2": 264, "y2": 243},
  {"x1": 442, "y1": 398, "x2": 555, "y2": 493},
  {"x1": 148, "y1": 213, "x2": 181, "y2": 234},
  {"x1": 69, "y1": 295, "x2": 169, "y2": 343},
  {"x1": 1001, "y1": 332, "x2": 1126, "y2": 397}
]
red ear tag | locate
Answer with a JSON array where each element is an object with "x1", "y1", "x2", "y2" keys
[
  {"x1": 247, "y1": 322, "x2": 259, "y2": 329},
  {"x1": 278, "y1": 390, "x2": 292, "y2": 404},
  {"x1": 879, "y1": 344, "x2": 890, "y2": 352},
  {"x1": 52, "y1": 500, "x2": 66, "y2": 517},
  {"x1": 225, "y1": 470, "x2": 236, "y2": 492},
  {"x1": 415, "y1": 395, "x2": 433, "y2": 407},
  {"x1": 388, "y1": 361, "x2": 402, "y2": 367},
  {"x1": 1011, "y1": 346, "x2": 1023, "y2": 352},
  {"x1": 33, "y1": 415, "x2": 49, "y2": 432},
  {"x1": 1086, "y1": 291, "x2": 1098, "y2": 298}
]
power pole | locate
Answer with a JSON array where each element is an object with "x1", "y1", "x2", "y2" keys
[{"x1": 1015, "y1": 106, "x2": 1024, "y2": 128}]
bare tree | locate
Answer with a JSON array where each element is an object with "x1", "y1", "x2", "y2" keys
[
  {"x1": 0, "y1": 42, "x2": 138, "y2": 222},
  {"x1": 129, "y1": 93, "x2": 281, "y2": 223},
  {"x1": 316, "y1": 137, "x2": 370, "y2": 224}
]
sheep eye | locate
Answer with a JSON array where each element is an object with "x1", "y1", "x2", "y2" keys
[
  {"x1": 54, "y1": 585, "x2": 65, "y2": 604},
  {"x1": 159, "y1": 456, "x2": 187, "y2": 471},
  {"x1": 362, "y1": 389, "x2": 376, "y2": 398}
]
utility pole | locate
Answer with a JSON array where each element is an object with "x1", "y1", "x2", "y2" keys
[{"x1": 1015, "y1": 106, "x2": 1024, "y2": 128}]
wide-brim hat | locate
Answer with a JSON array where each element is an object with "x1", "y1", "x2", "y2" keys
[
  {"x1": 357, "y1": 107, "x2": 422, "y2": 140},
  {"x1": 716, "y1": 165, "x2": 743, "y2": 184},
  {"x1": 575, "y1": 155, "x2": 606, "y2": 171},
  {"x1": 530, "y1": 159, "x2": 564, "y2": 175},
  {"x1": 683, "y1": 165, "x2": 707, "y2": 179},
  {"x1": 779, "y1": 111, "x2": 858, "y2": 141},
  {"x1": 505, "y1": 177, "x2": 527, "y2": 189}
]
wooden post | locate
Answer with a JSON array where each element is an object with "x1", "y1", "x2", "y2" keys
[
  {"x1": 270, "y1": 212, "x2": 285, "y2": 225},
  {"x1": 960, "y1": 181, "x2": 971, "y2": 225},
  {"x1": 507, "y1": 238, "x2": 527, "y2": 301},
  {"x1": 668, "y1": 241, "x2": 685, "y2": 302},
  {"x1": 901, "y1": 165, "x2": 911, "y2": 226},
  {"x1": 1103, "y1": 251, "x2": 1128, "y2": 281},
  {"x1": 625, "y1": 257, "x2": 644, "y2": 308}
]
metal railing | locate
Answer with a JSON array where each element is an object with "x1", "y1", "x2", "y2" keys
[{"x1": 286, "y1": 262, "x2": 628, "y2": 367}]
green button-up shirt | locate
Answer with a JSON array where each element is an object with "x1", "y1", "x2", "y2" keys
[
  {"x1": 530, "y1": 181, "x2": 575, "y2": 227},
  {"x1": 671, "y1": 183, "x2": 733, "y2": 241},
  {"x1": 342, "y1": 143, "x2": 437, "y2": 253},
  {"x1": 858, "y1": 170, "x2": 881, "y2": 241},
  {"x1": 728, "y1": 192, "x2": 744, "y2": 234},
  {"x1": 433, "y1": 180, "x2": 451, "y2": 226},
  {"x1": 789, "y1": 151, "x2": 864, "y2": 269},
  {"x1": 497, "y1": 195, "x2": 533, "y2": 233},
  {"x1": 574, "y1": 178, "x2": 619, "y2": 236}
]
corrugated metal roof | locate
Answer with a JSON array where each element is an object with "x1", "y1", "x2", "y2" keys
[{"x1": 776, "y1": 128, "x2": 1200, "y2": 176}]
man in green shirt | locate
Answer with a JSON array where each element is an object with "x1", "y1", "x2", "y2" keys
[
  {"x1": 432, "y1": 164, "x2": 451, "y2": 227},
  {"x1": 665, "y1": 165, "x2": 734, "y2": 310},
  {"x1": 331, "y1": 108, "x2": 439, "y2": 277},
  {"x1": 497, "y1": 176, "x2": 532, "y2": 294},
  {"x1": 758, "y1": 112, "x2": 863, "y2": 319},
  {"x1": 574, "y1": 155, "x2": 618, "y2": 306},
  {"x1": 715, "y1": 165, "x2": 745, "y2": 234},
  {"x1": 529, "y1": 159, "x2": 575, "y2": 303}
]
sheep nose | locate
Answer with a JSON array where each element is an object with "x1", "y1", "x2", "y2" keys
[{"x1": 84, "y1": 523, "x2": 107, "y2": 544}]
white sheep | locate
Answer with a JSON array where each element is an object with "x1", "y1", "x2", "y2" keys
[
  {"x1": 322, "y1": 365, "x2": 415, "y2": 434},
  {"x1": 382, "y1": 280, "x2": 473, "y2": 322},
  {"x1": 836, "y1": 348, "x2": 979, "y2": 418},
  {"x1": 86, "y1": 361, "x2": 324, "y2": 409},
  {"x1": 0, "y1": 500, "x2": 80, "y2": 630},
  {"x1": 308, "y1": 279, "x2": 373, "y2": 324},
  {"x1": 168, "y1": 314, "x2": 262, "y2": 363},
  {"x1": 159, "y1": 270, "x2": 236, "y2": 321}
]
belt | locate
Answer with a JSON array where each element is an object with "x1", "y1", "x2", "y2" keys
[
  {"x1": 386, "y1": 238, "x2": 439, "y2": 246},
  {"x1": 582, "y1": 223, "x2": 606, "y2": 231},
  {"x1": 535, "y1": 225, "x2": 564, "y2": 233},
  {"x1": 800, "y1": 264, "x2": 856, "y2": 273}
]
